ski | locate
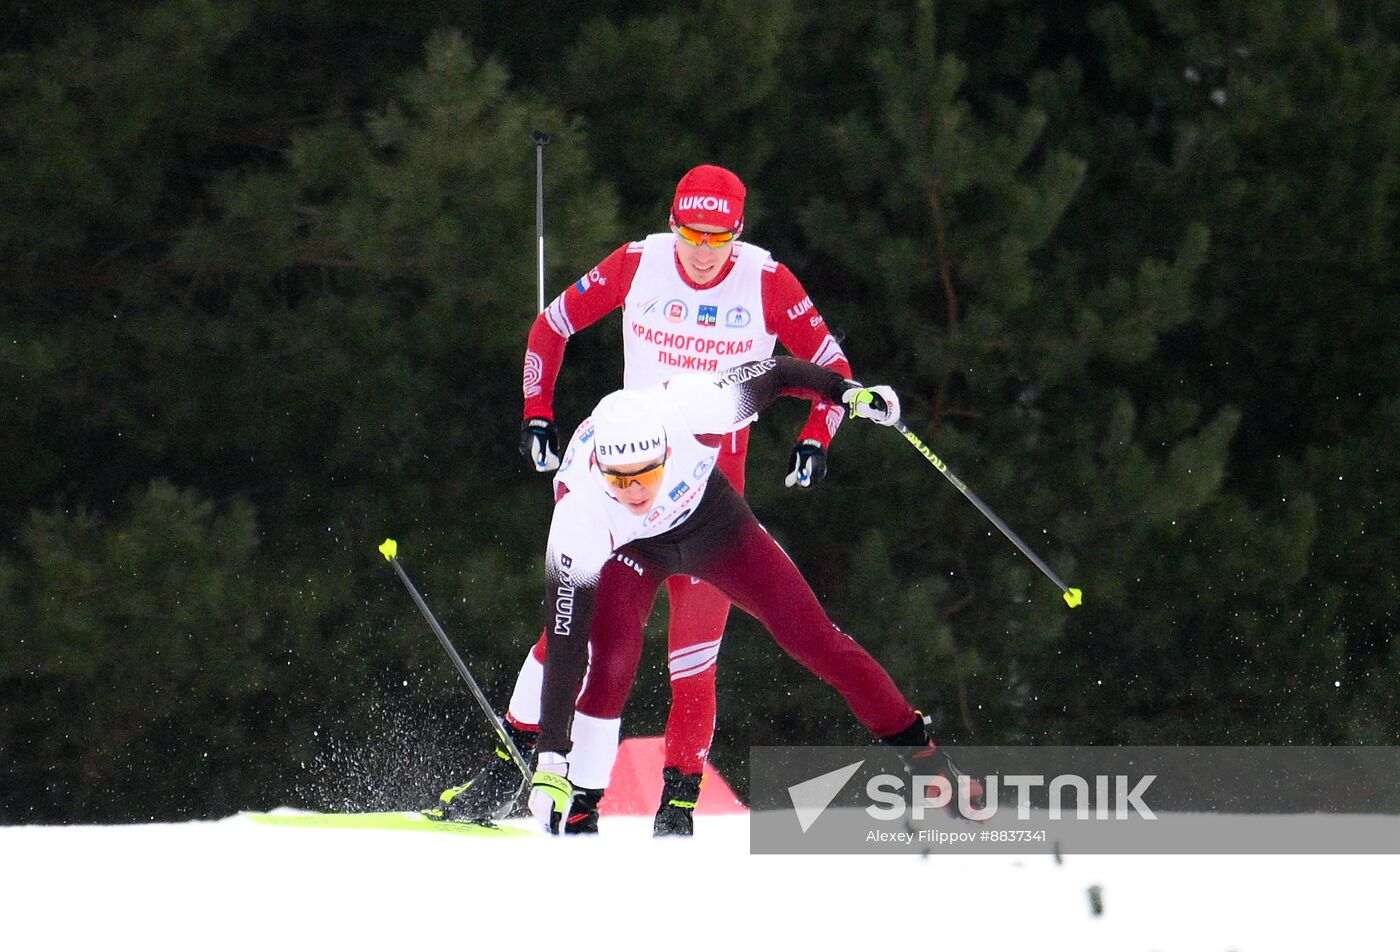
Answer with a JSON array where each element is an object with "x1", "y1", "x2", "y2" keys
[{"x1": 243, "y1": 810, "x2": 537, "y2": 838}]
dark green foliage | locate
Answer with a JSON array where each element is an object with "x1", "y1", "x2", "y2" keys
[{"x1": 2, "y1": 0, "x2": 1396, "y2": 821}]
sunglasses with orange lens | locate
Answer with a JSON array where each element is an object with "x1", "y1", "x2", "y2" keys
[
  {"x1": 674, "y1": 223, "x2": 738, "y2": 248},
  {"x1": 600, "y1": 458, "x2": 667, "y2": 491}
]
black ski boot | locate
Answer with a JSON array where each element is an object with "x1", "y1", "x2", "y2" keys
[
  {"x1": 652, "y1": 767, "x2": 703, "y2": 837},
  {"x1": 564, "y1": 787, "x2": 604, "y2": 835},
  {"x1": 882, "y1": 712, "x2": 986, "y2": 821},
  {"x1": 432, "y1": 723, "x2": 536, "y2": 822}
]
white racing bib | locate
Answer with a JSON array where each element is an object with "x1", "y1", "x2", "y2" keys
[{"x1": 621, "y1": 233, "x2": 778, "y2": 400}]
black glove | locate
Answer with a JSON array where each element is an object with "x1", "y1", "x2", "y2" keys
[
  {"x1": 519, "y1": 417, "x2": 560, "y2": 472},
  {"x1": 784, "y1": 439, "x2": 827, "y2": 489}
]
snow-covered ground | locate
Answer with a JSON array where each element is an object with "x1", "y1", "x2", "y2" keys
[{"x1": 3, "y1": 812, "x2": 1393, "y2": 949}]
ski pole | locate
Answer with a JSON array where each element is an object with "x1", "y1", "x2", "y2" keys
[
  {"x1": 531, "y1": 130, "x2": 551, "y2": 315},
  {"x1": 894, "y1": 423, "x2": 1083, "y2": 608},
  {"x1": 377, "y1": 539, "x2": 533, "y2": 782}
]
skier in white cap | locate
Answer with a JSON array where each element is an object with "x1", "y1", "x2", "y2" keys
[{"x1": 506, "y1": 356, "x2": 980, "y2": 835}]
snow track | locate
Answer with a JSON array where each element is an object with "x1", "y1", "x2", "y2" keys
[{"x1": 3, "y1": 813, "x2": 1391, "y2": 949}]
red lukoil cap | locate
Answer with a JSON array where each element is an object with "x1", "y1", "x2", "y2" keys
[{"x1": 671, "y1": 165, "x2": 746, "y2": 232}]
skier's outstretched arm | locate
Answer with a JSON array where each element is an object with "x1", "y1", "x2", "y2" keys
[{"x1": 667, "y1": 356, "x2": 901, "y2": 435}]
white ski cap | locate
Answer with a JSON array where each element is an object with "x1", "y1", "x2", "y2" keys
[{"x1": 591, "y1": 390, "x2": 668, "y2": 467}]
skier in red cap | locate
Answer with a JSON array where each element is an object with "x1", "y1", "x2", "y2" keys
[{"x1": 439, "y1": 165, "x2": 855, "y2": 836}]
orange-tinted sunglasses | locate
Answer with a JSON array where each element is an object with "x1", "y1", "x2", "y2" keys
[
  {"x1": 673, "y1": 223, "x2": 738, "y2": 248},
  {"x1": 600, "y1": 458, "x2": 667, "y2": 491}
]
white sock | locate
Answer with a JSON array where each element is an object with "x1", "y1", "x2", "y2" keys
[
  {"x1": 567, "y1": 712, "x2": 621, "y2": 790},
  {"x1": 506, "y1": 651, "x2": 545, "y2": 727}
]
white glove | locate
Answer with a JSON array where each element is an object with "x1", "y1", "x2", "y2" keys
[
  {"x1": 842, "y1": 384, "x2": 901, "y2": 427},
  {"x1": 528, "y1": 752, "x2": 574, "y2": 835}
]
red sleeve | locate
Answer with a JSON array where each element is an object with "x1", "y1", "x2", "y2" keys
[
  {"x1": 762, "y1": 263, "x2": 853, "y2": 447},
  {"x1": 523, "y1": 242, "x2": 643, "y2": 421}
]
